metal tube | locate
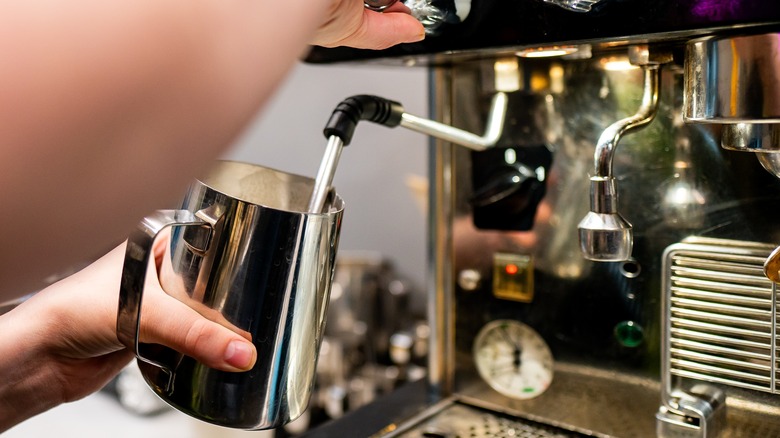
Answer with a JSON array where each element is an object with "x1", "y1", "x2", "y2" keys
[
  {"x1": 401, "y1": 92, "x2": 508, "y2": 151},
  {"x1": 594, "y1": 66, "x2": 660, "y2": 179},
  {"x1": 426, "y1": 67, "x2": 456, "y2": 399},
  {"x1": 307, "y1": 135, "x2": 344, "y2": 214}
]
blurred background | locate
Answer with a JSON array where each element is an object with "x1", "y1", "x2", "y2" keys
[{"x1": 4, "y1": 60, "x2": 429, "y2": 437}]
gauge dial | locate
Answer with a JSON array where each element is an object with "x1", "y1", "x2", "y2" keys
[{"x1": 473, "y1": 319, "x2": 553, "y2": 400}]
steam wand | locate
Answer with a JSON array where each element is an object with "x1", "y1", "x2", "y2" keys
[
  {"x1": 578, "y1": 54, "x2": 664, "y2": 262},
  {"x1": 307, "y1": 93, "x2": 508, "y2": 213}
]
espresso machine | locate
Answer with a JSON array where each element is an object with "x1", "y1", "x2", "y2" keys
[{"x1": 304, "y1": 1, "x2": 780, "y2": 436}]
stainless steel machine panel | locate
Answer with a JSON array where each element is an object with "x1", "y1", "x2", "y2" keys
[{"x1": 442, "y1": 53, "x2": 780, "y2": 437}]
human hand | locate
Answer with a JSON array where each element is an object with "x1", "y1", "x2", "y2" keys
[
  {"x1": 312, "y1": 0, "x2": 425, "y2": 49},
  {"x1": 0, "y1": 243, "x2": 256, "y2": 432}
]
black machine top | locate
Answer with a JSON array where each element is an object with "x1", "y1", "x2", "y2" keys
[{"x1": 306, "y1": 0, "x2": 780, "y2": 64}]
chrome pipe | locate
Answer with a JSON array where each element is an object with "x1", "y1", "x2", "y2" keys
[
  {"x1": 308, "y1": 135, "x2": 345, "y2": 214},
  {"x1": 595, "y1": 66, "x2": 660, "y2": 179},
  {"x1": 426, "y1": 68, "x2": 456, "y2": 399},
  {"x1": 401, "y1": 92, "x2": 508, "y2": 151}
]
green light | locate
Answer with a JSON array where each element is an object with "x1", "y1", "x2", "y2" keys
[{"x1": 614, "y1": 320, "x2": 644, "y2": 348}]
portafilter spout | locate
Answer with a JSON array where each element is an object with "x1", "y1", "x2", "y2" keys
[
  {"x1": 307, "y1": 93, "x2": 508, "y2": 213},
  {"x1": 578, "y1": 49, "x2": 667, "y2": 261}
]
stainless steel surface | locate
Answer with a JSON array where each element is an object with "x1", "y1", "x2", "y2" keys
[
  {"x1": 658, "y1": 238, "x2": 780, "y2": 436},
  {"x1": 117, "y1": 160, "x2": 344, "y2": 430},
  {"x1": 578, "y1": 64, "x2": 661, "y2": 262},
  {"x1": 308, "y1": 135, "x2": 345, "y2": 213},
  {"x1": 683, "y1": 32, "x2": 780, "y2": 181},
  {"x1": 757, "y1": 152, "x2": 780, "y2": 179},
  {"x1": 684, "y1": 33, "x2": 780, "y2": 123},
  {"x1": 388, "y1": 401, "x2": 584, "y2": 437},
  {"x1": 721, "y1": 123, "x2": 780, "y2": 177},
  {"x1": 430, "y1": 47, "x2": 780, "y2": 437},
  {"x1": 721, "y1": 124, "x2": 780, "y2": 152},
  {"x1": 458, "y1": 363, "x2": 661, "y2": 437},
  {"x1": 400, "y1": 92, "x2": 508, "y2": 151},
  {"x1": 657, "y1": 385, "x2": 726, "y2": 438},
  {"x1": 426, "y1": 67, "x2": 456, "y2": 398},
  {"x1": 661, "y1": 238, "x2": 777, "y2": 399}
]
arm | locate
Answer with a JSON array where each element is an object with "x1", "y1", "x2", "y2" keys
[{"x1": 0, "y1": 0, "x2": 423, "y2": 300}]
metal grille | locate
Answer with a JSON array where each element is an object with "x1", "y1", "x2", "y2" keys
[
  {"x1": 664, "y1": 238, "x2": 778, "y2": 393},
  {"x1": 395, "y1": 403, "x2": 583, "y2": 438}
]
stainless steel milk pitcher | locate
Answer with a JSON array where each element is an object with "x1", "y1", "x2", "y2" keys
[{"x1": 116, "y1": 160, "x2": 344, "y2": 429}]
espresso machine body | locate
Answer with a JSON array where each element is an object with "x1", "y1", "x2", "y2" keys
[{"x1": 307, "y1": 2, "x2": 780, "y2": 436}]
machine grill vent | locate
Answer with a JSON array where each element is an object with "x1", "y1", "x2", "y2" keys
[{"x1": 665, "y1": 238, "x2": 778, "y2": 393}]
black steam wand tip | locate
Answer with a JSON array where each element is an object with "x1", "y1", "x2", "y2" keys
[{"x1": 323, "y1": 95, "x2": 405, "y2": 145}]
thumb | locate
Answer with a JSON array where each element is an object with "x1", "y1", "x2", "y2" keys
[
  {"x1": 138, "y1": 291, "x2": 257, "y2": 372},
  {"x1": 322, "y1": 9, "x2": 425, "y2": 49}
]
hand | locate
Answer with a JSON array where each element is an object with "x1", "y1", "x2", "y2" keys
[
  {"x1": 313, "y1": 0, "x2": 425, "y2": 49},
  {"x1": 0, "y1": 243, "x2": 257, "y2": 432}
]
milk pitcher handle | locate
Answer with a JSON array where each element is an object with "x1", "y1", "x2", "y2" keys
[{"x1": 116, "y1": 209, "x2": 209, "y2": 389}]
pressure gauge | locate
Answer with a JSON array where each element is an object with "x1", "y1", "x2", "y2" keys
[{"x1": 473, "y1": 319, "x2": 553, "y2": 400}]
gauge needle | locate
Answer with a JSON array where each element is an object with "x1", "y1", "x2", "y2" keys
[
  {"x1": 513, "y1": 347, "x2": 523, "y2": 371},
  {"x1": 499, "y1": 325, "x2": 522, "y2": 350}
]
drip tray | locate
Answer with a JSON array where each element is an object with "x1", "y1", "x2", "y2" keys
[{"x1": 391, "y1": 402, "x2": 586, "y2": 438}]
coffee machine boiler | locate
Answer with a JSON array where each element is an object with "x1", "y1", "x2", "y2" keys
[{"x1": 306, "y1": 1, "x2": 780, "y2": 436}]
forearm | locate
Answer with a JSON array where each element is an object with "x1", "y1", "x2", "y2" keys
[
  {"x1": 0, "y1": 309, "x2": 63, "y2": 433},
  {"x1": 0, "y1": 0, "x2": 328, "y2": 299}
]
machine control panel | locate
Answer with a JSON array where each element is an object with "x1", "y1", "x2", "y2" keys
[{"x1": 492, "y1": 253, "x2": 534, "y2": 302}]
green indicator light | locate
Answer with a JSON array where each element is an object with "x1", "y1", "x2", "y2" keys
[
  {"x1": 614, "y1": 320, "x2": 644, "y2": 348},
  {"x1": 523, "y1": 387, "x2": 535, "y2": 393}
]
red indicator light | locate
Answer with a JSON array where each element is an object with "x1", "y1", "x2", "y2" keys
[{"x1": 505, "y1": 264, "x2": 519, "y2": 275}]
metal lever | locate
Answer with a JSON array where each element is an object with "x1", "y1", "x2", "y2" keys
[
  {"x1": 400, "y1": 92, "x2": 508, "y2": 151},
  {"x1": 307, "y1": 93, "x2": 508, "y2": 213}
]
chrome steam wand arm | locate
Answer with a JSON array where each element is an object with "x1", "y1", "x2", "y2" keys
[
  {"x1": 307, "y1": 93, "x2": 508, "y2": 213},
  {"x1": 594, "y1": 66, "x2": 661, "y2": 180},
  {"x1": 400, "y1": 92, "x2": 508, "y2": 152}
]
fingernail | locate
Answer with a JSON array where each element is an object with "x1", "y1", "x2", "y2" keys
[{"x1": 224, "y1": 340, "x2": 255, "y2": 370}]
